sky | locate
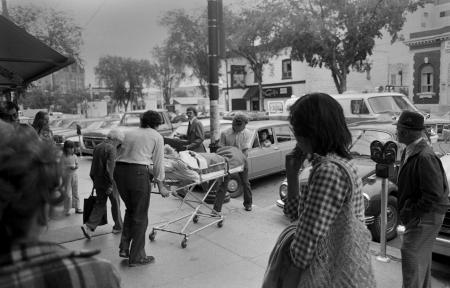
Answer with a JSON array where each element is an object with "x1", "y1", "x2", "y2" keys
[{"x1": 11, "y1": 0, "x2": 246, "y2": 86}]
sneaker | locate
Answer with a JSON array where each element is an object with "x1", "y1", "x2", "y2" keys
[
  {"x1": 119, "y1": 249, "x2": 129, "y2": 258},
  {"x1": 211, "y1": 209, "x2": 221, "y2": 216},
  {"x1": 81, "y1": 225, "x2": 92, "y2": 240},
  {"x1": 75, "y1": 209, "x2": 83, "y2": 214},
  {"x1": 244, "y1": 205, "x2": 252, "y2": 212},
  {"x1": 129, "y1": 256, "x2": 155, "y2": 267},
  {"x1": 112, "y1": 228, "x2": 122, "y2": 234},
  {"x1": 65, "y1": 211, "x2": 71, "y2": 216}
]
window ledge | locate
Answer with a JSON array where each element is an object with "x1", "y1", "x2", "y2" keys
[{"x1": 417, "y1": 92, "x2": 435, "y2": 98}]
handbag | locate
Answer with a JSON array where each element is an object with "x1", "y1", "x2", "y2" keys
[
  {"x1": 263, "y1": 157, "x2": 375, "y2": 288},
  {"x1": 83, "y1": 188, "x2": 107, "y2": 226}
]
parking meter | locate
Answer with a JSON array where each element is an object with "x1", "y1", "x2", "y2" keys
[
  {"x1": 76, "y1": 124, "x2": 82, "y2": 158},
  {"x1": 76, "y1": 124, "x2": 82, "y2": 136},
  {"x1": 370, "y1": 140, "x2": 398, "y2": 263}
]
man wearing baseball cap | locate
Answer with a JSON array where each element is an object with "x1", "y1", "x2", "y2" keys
[{"x1": 396, "y1": 111, "x2": 450, "y2": 288}]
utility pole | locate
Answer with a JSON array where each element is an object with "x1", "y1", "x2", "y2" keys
[{"x1": 207, "y1": 0, "x2": 222, "y2": 152}]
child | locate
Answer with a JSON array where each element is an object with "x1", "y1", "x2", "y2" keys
[{"x1": 61, "y1": 140, "x2": 82, "y2": 215}]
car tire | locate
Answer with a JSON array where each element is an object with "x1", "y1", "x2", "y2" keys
[
  {"x1": 225, "y1": 174, "x2": 243, "y2": 198},
  {"x1": 369, "y1": 196, "x2": 399, "y2": 242}
]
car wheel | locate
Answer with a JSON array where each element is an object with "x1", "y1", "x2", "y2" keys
[
  {"x1": 369, "y1": 196, "x2": 399, "y2": 242},
  {"x1": 225, "y1": 174, "x2": 243, "y2": 198}
]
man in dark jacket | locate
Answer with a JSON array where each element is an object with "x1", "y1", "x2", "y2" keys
[
  {"x1": 81, "y1": 129, "x2": 124, "y2": 239},
  {"x1": 396, "y1": 111, "x2": 450, "y2": 288},
  {"x1": 185, "y1": 107, "x2": 206, "y2": 152}
]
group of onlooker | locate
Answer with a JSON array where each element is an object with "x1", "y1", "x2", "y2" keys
[{"x1": 2, "y1": 96, "x2": 448, "y2": 288}]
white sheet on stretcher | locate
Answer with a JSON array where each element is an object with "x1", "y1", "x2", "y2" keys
[{"x1": 165, "y1": 164, "x2": 245, "y2": 185}]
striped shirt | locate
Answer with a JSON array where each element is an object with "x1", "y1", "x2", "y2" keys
[
  {"x1": 283, "y1": 153, "x2": 365, "y2": 269},
  {"x1": 0, "y1": 242, "x2": 121, "y2": 288}
]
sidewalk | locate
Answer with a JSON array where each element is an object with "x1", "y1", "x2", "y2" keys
[{"x1": 40, "y1": 159, "x2": 450, "y2": 288}]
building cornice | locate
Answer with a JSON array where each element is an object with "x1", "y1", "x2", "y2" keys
[{"x1": 404, "y1": 26, "x2": 450, "y2": 48}]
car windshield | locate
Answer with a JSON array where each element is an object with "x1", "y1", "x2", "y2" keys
[
  {"x1": 368, "y1": 96, "x2": 418, "y2": 114},
  {"x1": 349, "y1": 129, "x2": 395, "y2": 157},
  {"x1": 100, "y1": 120, "x2": 120, "y2": 128},
  {"x1": 68, "y1": 121, "x2": 96, "y2": 129},
  {"x1": 56, "y1": 119, "x2": 76, "y2": 128},
  {"x1": 120, "y1": 113, "x2": 141, "y2": 126}
]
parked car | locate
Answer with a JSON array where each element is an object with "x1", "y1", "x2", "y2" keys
[
  {"x1": 53, "y1": 118, "x2": 110, "y2": 154},
  {"x1": 223, "y1": 120, "x2": 296, "y2": 198},
  {"x1": 275, "y1": 122, "x2": 450, "y2": 255},
  {"x1": 81, "y1": 110, "x2": 174, "y2": 155}
]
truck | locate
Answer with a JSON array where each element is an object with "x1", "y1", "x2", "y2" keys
[{"x1": 81, "y1": 109, "x2": 174, "y2": 155}]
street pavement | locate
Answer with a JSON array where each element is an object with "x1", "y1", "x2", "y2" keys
[{"x1": 40, "y1": 156, "x2": 450, "y2": 288}]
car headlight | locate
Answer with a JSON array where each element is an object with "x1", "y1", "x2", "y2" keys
[
  {"x1": 363, "y1": 193, "x2": 370, "y2": 210},
  {"x1": 279, "y1": 183, "x2": 288, "y2": 200}
]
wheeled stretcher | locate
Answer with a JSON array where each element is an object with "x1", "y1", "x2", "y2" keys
[{"x1": 149, "y1": 156, "x2": 244, "y2": 248}]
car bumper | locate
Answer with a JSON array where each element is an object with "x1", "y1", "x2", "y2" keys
[
  {"x1": 433, "y1": 235, "x2": 450, "y2": 257},
  {"x1": 276, "y1": 199, "x2": 376, "y2": 226}
]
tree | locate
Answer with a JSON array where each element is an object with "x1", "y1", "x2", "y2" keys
[
  {"x1": 95, "y1": 56, "x2": 152, "y2": 111},
  {"x1": 9, "y1": 4, "x2": 83, "y2": 64},
  {"x1": 149, "y1": 45, "x2": 184, "y2": 107},
  {"x1": 226, "y1": 4, "x2": 286, "y2": 111},
  {"x1": 160, "y1": 10, "x2": 209, "y2": 97},
  {"x1": 272, "y1": 0, "x2": 429, "y2": 94}
]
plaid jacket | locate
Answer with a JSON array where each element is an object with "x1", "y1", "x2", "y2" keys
[
  {"x1": 0, "y1": 242, "x2": 121, "y2": 288},
  {"x1": 283, "y1": 154, "x2": 365, "y2": 269}
]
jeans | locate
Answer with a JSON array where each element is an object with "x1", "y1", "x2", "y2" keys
[
  {"x1": 401, "y1": 212, "x2": 444, "y2": 288},
  {"x1": 114, "y1": 162, "x2": 152, "y2": 263},
  {"x1": 213, "y1": 162, "x2": 252, "y2": 212}
]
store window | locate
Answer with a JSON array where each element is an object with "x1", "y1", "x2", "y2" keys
[
  {"x1": 282, "y1": 59, "x2": 292, "y2": 79},
  {"x1": 420, "y1": 64, "x2": 434, "y2": 93},
  {"x1": 231, "y1": 65, "x2": 246, "y2": 88}
]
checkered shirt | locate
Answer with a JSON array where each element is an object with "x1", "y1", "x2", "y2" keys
[
  {"x1": 284, "y1": 154, "x2": 365, "y2": 269},
  {"x1": 0, "y1": 242, "x2": 121, "y2": 288}
]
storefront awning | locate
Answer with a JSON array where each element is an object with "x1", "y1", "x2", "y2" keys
[
  {"x1": 242, "y1": 86, "x2": 259, "y2": 100},
  {"x1": 0, "y1": 15, "x2": 74, "y2": 92}
]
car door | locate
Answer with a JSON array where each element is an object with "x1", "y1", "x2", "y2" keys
[
  {"x1": 272, "y1": 124, "x2": 297, "y2": 171},
  {"x1": 248, "y1": 127, "x2": 283, "y2": 178}
]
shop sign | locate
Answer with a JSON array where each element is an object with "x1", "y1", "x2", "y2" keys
[{"x1": 262, "y1": 86, "x2": 292, "y2": 98}]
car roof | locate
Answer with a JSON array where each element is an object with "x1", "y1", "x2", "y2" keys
[
  {"x1": 246, "y1": 120, "x2": 290, "y2": 129},
  {"x1": 330, "y1": 92, "x2": 406, "y2": 99},
  {"x1": 348, "y1": 121, "x2": 397, "y2": 133},
  {"x1": 177, "y1": 119, "x2": 232, "y2": 126},
  {"x1": 124, "y1": 109, "x2": 167, "y2": 114}
]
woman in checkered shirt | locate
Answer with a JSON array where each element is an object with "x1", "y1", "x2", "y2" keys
[
  {"x1": 284, "y1": 92, "x2": 375, "y2": 287},
  {"x1": 0, "y1": 121, "x2": 120, "y2": 288}
]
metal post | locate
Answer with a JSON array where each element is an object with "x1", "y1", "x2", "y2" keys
[
  {"x1": 208, "y1": 0, "x2": 220, "y2": 151},
  {"x1": 376, "y1": 177, "x2": 390, "y2": 262}
]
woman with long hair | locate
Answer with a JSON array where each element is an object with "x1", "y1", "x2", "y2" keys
[
  {"x1": 32, "y1": 111, "x2": 54, "y2": 143},
  {"x1": 264, "y1": 93, "x2": 375, "y2": 288}
]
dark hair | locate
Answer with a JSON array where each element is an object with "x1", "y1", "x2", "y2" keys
[
  {"x1": 0, "y1": 122, "x2": 63, "y2": 247},
  {"x1": 5, "y1": 101, "x2": 19, "y2": 112},
  {"x1": 141, "y1": 110, "x2": 162, "y2": 129},
  {"x1": 186, "y1": 106, "x2": 197, "y2": 116},
  {"x1": 63, "y1": 140, "x2": 75, "y2": 155},
  {"x1": 0, "y1": 101, "x2": 20, "y2": 123},
  {"x1": 32, "y1": 111, "x2": 49, "y2": 133},
  {"x1": 289, "y1": 93, "x2": 352, "y2": 159}
]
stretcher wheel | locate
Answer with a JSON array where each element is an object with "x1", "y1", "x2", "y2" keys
[
  {"x1": 181, "y1": 238, "x2": 188, "y2": 248},
  {"x1": 193, "y1": 215, "x2": 199, "y2": 223},
  {"x1": 217, "y1": 220, "x2": 223, "y2": 228},
  {"x1": 149, "y1": 230, "x2": 156, "y2": 241}
]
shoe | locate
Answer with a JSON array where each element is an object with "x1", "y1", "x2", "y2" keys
[
  {"x1": 244, "y1": 205, "x2": 252, "y2": 211},
  {"x1": 65, "y1": 211, "x2": 71, "y2": 216},
  {"x1": 211, "y1": 209, "x2": 221, "y2": 216},
  {"x1": 75, "y1": 209, "x2": 83, "y2": 214},
  {"x1": 128, "y1": 256, "x2": 155, "y2": 267},
  {"x1": 119, "y1": 249, "x2": 129, "y2": 258},
  {"x1": 112, "y1": 228, "x2": 122, "y2": 234},
  {"x1": 81, "y1": 225, "x2": 92, "y2": 240}
]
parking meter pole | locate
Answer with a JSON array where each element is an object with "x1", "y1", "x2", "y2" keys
[
  {"x1": 78, "y1": 135, "x2": 83, "y2": 159},
  {"x1": 376, "y1": 177, "x2": 390, "y2": 263}
]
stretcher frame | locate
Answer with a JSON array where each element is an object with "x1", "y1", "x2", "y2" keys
[{"x1": 149, "y1": 159, "x2": 244, "y2": 248}]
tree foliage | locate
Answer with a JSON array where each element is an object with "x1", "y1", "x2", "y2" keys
[
  {"x1": 160, "y1": 10, "x2": 209, "y2": 97},
  {"x1": 9, "y1": 4, "x2": 83, "y2": 64},
  {"x1": 226, "y1": 4, "x2": 286, "y2": 110},
  {"x1": 149, "y1": 45, "x2": 184, "y2": 106},
  {"x1": 95, "y1": 56, "x2": 152, "y2": 111},
  {"x1": 269, "y1": 0, "x2": 430, "y2": 93}
]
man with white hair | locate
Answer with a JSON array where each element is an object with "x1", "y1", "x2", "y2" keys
[{"x1": 82, "y1": 129, "x2": 125, "y2": 239}]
